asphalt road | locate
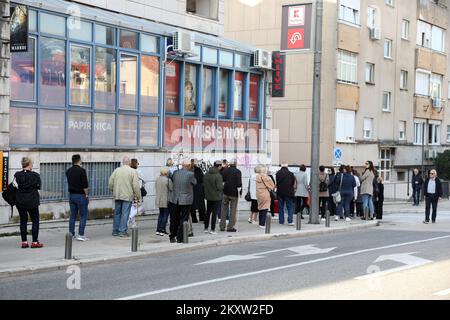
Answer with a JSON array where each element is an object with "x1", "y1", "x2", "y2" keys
[{"x1": 1, "y1": 213, "x2": 450, "y2": 300}]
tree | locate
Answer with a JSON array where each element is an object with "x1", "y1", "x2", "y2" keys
[{"x1": 434, "y1": 150, "x2": 450, "y2": 180}]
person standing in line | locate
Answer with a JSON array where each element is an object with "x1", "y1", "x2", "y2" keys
[
  {"x1": 247, "y1": 166, "x2": 259, "y2": 224},
  {"x1": 166, "y1": 158, "x2": 178, "y2": 178},
  {"x1": 412, "y1": 168, "x2": 424, "y2": 206},
  {"x1": 66, "y1": 154, "x2": 89, "y2": 241},
  {"x1": 335, "y1": 165, "x2": 356, "y2": 221},
  {"x1": 318, "y1": 166, "x2": 329, "y2": 222},
  {"x1": 294, "y1": 165, "x2": 309, "y2": 219},
  {"x1": 423, "y1": 169, "x2": 442, "y2": 224},
  {"x1": 360, "y1": 160, "x2": 376, "y2": 220},
  {"x1": 169, "y1": 159, "x2": 197, "y2": 243},
  {"x1": 15, "y1": 157, "x2": 43, "y2": 248},
  {"x1": 267, "y1": 167, "x2": 277, "y2": 218},
  {"x1": 203, "y1": 160, "x2": 224, "y2": 234},
  {"x1": 256, "y1": 165, "x2": 276, "y2": 229},
  {"x1": 190, "y1": 159, "x2": 206, "y2": 223},
  {"x1": 353, "y1": 170, "x2": 363, "y2": 217},
  {"x1": 350, "y1": 168, "x2": 360, "y2": 218},
  {"x1": 220, "y1": 159, "x2": 242, "y2": 232},
  {"x1": 155, "y1": 167, "x2": 172, "y2": 236},
  {"x1": 129, "y1": 159, "x2": 145, "y2": 228},
  {"x1": 109, "y1": 156, "x2": 141, "y2": 238},
  {"x1": 327, "y1": 167, "x2": 337, "y2": 217},
  {"x1": 276, "y1": 163, "x2": 296, "y2": 225},
  {"x1": 374, "y1": 175, "x2": 384, "y2": 220}
]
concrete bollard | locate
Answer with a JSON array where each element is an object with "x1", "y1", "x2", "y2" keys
[
  {"x1": 265, "y1": 212, "x2": 271, "y2": 234},
  {"x1": 65, "y1": 233, "x2": 72, "y2": 260},
  {"x1": 296, "y1": 212, "x2": 302, "y2": 230},
  {"x1": 131, "y1": 227, "x2": 138, "y2": 252},
  {"x1": 325, "y1": 209, "x2": 330, "y2": 228},
  {"x1": 183, "y1": 221, "x2": 189, "y2": 243}
]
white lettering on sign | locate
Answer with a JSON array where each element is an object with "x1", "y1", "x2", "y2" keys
[
  {"x1": 94, "y1": 122, "x2": 113, "y2": 132},
  {"x1": 288, "y1": 5, "x2": 305, "y2": 26},
  {"x1": 69, "y1": 121, "x2": 91, "y2": 130},
  {"x1": 185, "y1": 121, "x2": 245, "y2": 141}
]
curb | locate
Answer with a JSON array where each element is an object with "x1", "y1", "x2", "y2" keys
[{"x1": 0, "y1": 221, "x2": 378, "y2": 279}]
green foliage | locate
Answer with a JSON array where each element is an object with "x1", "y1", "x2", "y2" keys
[{"x1": 435, "y1": 150, "x2": 450, "y2": 180}]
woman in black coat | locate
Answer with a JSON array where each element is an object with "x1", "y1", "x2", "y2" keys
[
  {"x1": 374, "y1": 176, "x2": 385, "y2": 220},
  {"x1": 14, "y1": 157, "x2": 43, "y2": 248}
]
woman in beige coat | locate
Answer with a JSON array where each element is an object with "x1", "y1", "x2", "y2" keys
[
  {"x1": 360, "y1": 160, "x2": 376, "y2": 219},
  {"x1": 256, "y1": 165, "x2": 276, "y2": 228}
]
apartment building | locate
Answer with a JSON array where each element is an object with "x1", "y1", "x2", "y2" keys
[{"x1": 225, "y1": 0, "x2": 450, "y2": 182}]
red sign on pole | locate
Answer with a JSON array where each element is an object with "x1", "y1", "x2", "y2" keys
[
  {"x1": 281, "y1": 4, "x2": 312, "y2": 51},
  {"x1": 272, "y1": 51, "x2": 285, "y2": 97}
]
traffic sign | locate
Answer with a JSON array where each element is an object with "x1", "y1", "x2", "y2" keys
[{"x1": 334, "y1": 148, "x2": 342, "y2": 160}]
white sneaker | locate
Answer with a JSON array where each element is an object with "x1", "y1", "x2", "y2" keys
[
  {"x1": 76, "y1": 235, "x2": 89, "y2": 241},
  {"x1": 345, "y1": 217, "x2": 351, "y2": 222},
  {"x1": 259, "y1": 225, "x2": 265, "y2": 229},
  {"x1": 156, "y1": 232, "x2": 161, "y2": 236},
  {"x1": 335, "y1": 216, "x2": 339, "y2": 221},
  {"x1": 288, "y1": 223, "x2": 295, "y2": 226},
  {"x1": 204, "y1": 229, "x2": 209, "y2": 233},
  {"x1": 209, "y1": 230, "x2": 217, "y2": 235},
  {"x1": 321, "y1": 218, "x2": 326, "y2": 222}
]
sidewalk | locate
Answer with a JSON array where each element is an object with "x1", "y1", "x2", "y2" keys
[
  {"x1": 383, "y1": 199, "x2": 450, "y2": 214},
  {"x1": 0, "y1": 211, "x2": 378, "y2": 278}
]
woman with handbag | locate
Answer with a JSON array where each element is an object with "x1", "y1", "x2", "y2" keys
[
  {"x1": 256, "y1": 165, "x2": 275, "y2": 229},
  {"x1": 335, "y1": 165, "x2": 356, "y2": 222},
  {"x1": 247, "y1": 166, "x2": 259, "y2": 224}
]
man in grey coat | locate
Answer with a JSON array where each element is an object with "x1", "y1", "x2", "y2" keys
[{"x1": 170, "y1": 159, "x2": 197, "y2": 243}]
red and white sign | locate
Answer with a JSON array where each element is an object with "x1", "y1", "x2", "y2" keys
[
  {"x1": 287, "y1": 28, "x2": 305, "y2": 49},
  {"x1": 288, "y1": 5, "x2": 305, "y2": 26}
]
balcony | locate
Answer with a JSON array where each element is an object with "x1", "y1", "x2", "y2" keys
[
  {"x1": 418, "y1": 0, "x2": 448, "y2": 29},
  {"x1": 337, "y1": 23, "x2": 360, "y2": 53},
  {"x1": 415, "y1": 47, "x2": 447, "y2": 74},
  {"x1": 336, "y1": 82, "x2": 359, "y2": 111},
  {"x1": 414, "y1": 96, "x2": 444, "y2": 120}
]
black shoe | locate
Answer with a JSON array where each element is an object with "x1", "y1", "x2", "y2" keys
[
  {"x1": 220, "y1": 229, "x2": 225, "y2": 232},
  {"x1": 432, "y1": 220, "x2": 436, "y2": 224},
  {"x1": 227, "y1": 228, "x2": 237, "y2": 232},
  {"x1": 170, "y1": 238, "x2": 176, "y2": 243},
  {"x1": 177, "y1": 240, "x2": 183, "y2": 243},
  {"x1": 188, "y1": 233, "x2": 194, "y2": 237},
  {"x1": 423, "y1": 220, "x2": 429, "y2": 224}
]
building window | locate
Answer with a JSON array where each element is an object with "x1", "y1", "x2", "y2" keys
[
  {"x1": 431, "y1": 73, "x2": 443, "y2": 99},
  {"x1": 141, "y1": 34, "x2": 159, "y2": 53},
  {"x1": 93, "y1": 113, "x2": 115, "y2": 146},
  {"x1": 203, "y1": 47, "x2": 218, "y2": 65},
  {"x1": 119, "y1": 53, "x2": 137, "y2": 110},
  {"x1": 165, "y1": 61, "x2": 180, "y2": 114},
  {"x1": 220, "y1": 51, "x2": 233, "y2": 67},
  {"x1": 379, "y1": 148, "x2": 392, "y2": 182},
  {"x1": 67, "y1": 112, "x2": 91, "y2": 145},
  {"x1": 401, "y1": 19, "x2": 410, "y2": 40},
  {"x1": 382, "y1": 91, "x2": 391, "y2": 111},
  {"x1": 428, "y1": 122, "x2": 441, "y2": 145},
  {"x1": 447, "y1": 125, "x2": 450, "y2": 142},
  {"x1": 417, "y1": 20, "x2": 431, "y2": 48},
  {"x1": 11, "y1": 37, "x2": 35, "y2": 102},
  {"x1": 40, "y1": 37, "x2": 66, "y2": 107},
  {"x1": 414, "y1": 122, "x2": 425, "y2": 144},
  {"x1": 9, "y1": 107, "x2": 36, "y2": 145},
  {"x1": 339, "y1": 1, "x2": 360, "y2": 25},
  {"x1": 400, "y1": 70, "x2": 408, "y2": 90},
  {"x1": 29, "y1": 10, "x2": 37, "y2": 32},
  {"x1": 219, "y1": 70, "x2": 230, "y2": 117},
  {"x1": 249, "y1": 74, "x2": 260, "y2": 120},
  {"x1": 141, "y1": 55, "x2": 159, "y2": 113},
  {"x1": 365, "y1": 63, "x2": 375, "y2": 84},
  {"x1": 120, "y1": 30, "x2": 138, "y2": 50},
  {"x1": 235, "y1": 54, "x2": 250, "y2": 69},
  {"x1": 94, "y1": 47, "x2": 116, "y2": 110},
  {"x1": 39, "y1": 12, "x2": 65, "y2": 36},
  {"x1": 186, "y1": 0, "x2": 219, "y2": 20},
  {"x1": 399, "y1": 121, "x2": 406, "y2": 140},
  {"x1": 69, "y1": 20, "x2": 92, "y2": 42},
  {"x1": 431, "y1": 26, "x2": 445, "y2": 52},
  {"x1": 139, "y1": 116, "x2": 158, "y2": 146},
  {"x1": 39, "y1": 109, "x2": 65, "y2": 145},
  {"x1": 397, "y1": 171, "x2": 406, "y2": 182},
  {"x1": 337, "y1": 50, "x2": 357, "y2": 84},
  {"x1": 95, "y1": 25, "x2": 116, "y2": 46},
  {"x1": 415, "y1": 70, "x2": 430, "y2": 96},
  {"x1": 70, "y1": 45, "x2": 91, "y2": 106},
  {"x1": 234, "y1": 72, "x2": 245, "y2": 118},
  {"x1": 384, "y1": 39, "x2": 392, "y2": 58},
  {"x1": 185, "y1": 64, "x2": 198, "y2": 115},
  {"x1": 363, "y1": 118, "x2": 373, "y2": 139},
  {"x1": 202, "y1": 67, "x2": 214, "y2": 117},
  {"x1": 385, "y1": 0, "x2": 394, "y2": 6},
  {"x1": 367, "y1": 6, "x2": 377, "y2": 29},
  {"x1": 117, "y1": 114, "x2": 138, "y2": 146},
  {"x1": 336, "y1": 109, "x2": 355, "y2": 143}
]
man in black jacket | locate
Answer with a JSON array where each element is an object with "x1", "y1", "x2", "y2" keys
[
  {"x1": 276, "y1": 163, "x2": 296, "y2": 225},
  {"x1": 412, "y1": 168, "x2": 424, "y2": 206},
  {"x1": 423, "y1": 169, "x2": 442, "y2": 224},
  {"x1": 220, "y1": 159, "x2": 242, "y2": 232}
]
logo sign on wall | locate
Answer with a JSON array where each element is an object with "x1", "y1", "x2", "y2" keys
[
  {"x1": 281, "y1": 4, "x2": 312, "y2": 51},
  {"x1": 1, "y1": 151, "x2": 9, "y2": 191},
  {"x1": 272, "y1": 51, "x2": 286, "y2": 97},
  {"x1": 10, "y1": 5, "x2": 28, "y2": 52}
]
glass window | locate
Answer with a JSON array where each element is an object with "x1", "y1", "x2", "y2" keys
[
  {"x1": 140, "y1": 117, "x2": 158, "y2": 146},
  {"x1": 415, "y1": 70, "x2": 430, "y2": 96},
  {"x1": 235, "y1": 54, "x2": 250, "y2": 69},
  {"x1": 335, "y1": 109, "x2": 355, "y2": 143},
  {"x1": 40, "y1": 38, "x2": 66, "y2": 106},
  {"x1": 95, "y1": 47, "x2": 116, "y2": 110},
  {"x1": 365, "y1": 63, "x2": 375, "y2": 83},
  {"x1": 446, "y1": 125, "x2": 450, "y2": 142},
  {"x1": 400, "y1": 70, "x2": 408, "y2": 89},
  {"x1": 384, "y1": 39, "x2": 392, "y2": 58},
  {"x1": 67, "y1": 112, "x2": 92, "y2": 145},
  {"x1": 120, "y1": 30, "x2": 138, "y2": 49},
  {"x1": 164, "y1": 117, "x2": 182, "y2": 147},
  {"x1": 382, "y1": 91, "x2": 391, "y2": 111},
  {"x1": 119, "y1": 54, "x2": 137, "y2": 110},
  {"x1": 401, "y1": 20, "x2": 410, "y2": 40},
  {"x1": 431, "y1": 73, "x2": 443, "y2": 99},
  {"x1": 337, "y1": 50, "x2": 357, "y2": 83},
  {"x1": 95, "y1": 25, "x2": 116, "y2": 46},
  {"x1": 118, "y1": 115, "x2": 137, "y2": 146},
  {"x1": 363, "y1": 118, "x2": 373, "y2": 139},
  {"x1": 70, "y1": 45, "x2": 91, "y2": 106},
  {"x1": 417, "y1": 20, "x2": 431, "y2": 48},
  {"x1": 40, "y1": 13, "x2": 65, "y2": 36},
  {"x1": 69, "y1": 20, "x2": 92, "y2": 42},
  {"x1": 184, "y1": 64, "x2": 197, "y2": 114},
  {"x1": 141, "y1": 34, "x2": 159, "y2": 53},
  {"x1": 234, "y1": 72, "x2": 244, "y2": 118},
  {"x1": 220, "y1": 51, "x2": 233, "y2": 67},
  {"x1": 219, "y1": 70, "x2": 229, "y2": 117},
  {"x1": 399, "y1": 121, "x2": 406, "y2": 140},
  {"x1": 248, "y1": 123, "x2": 260, "y2": 150},
  {"x1": 202, "y1": 67, "x2": 214, "y2": 117},
  {"x1": 29, "y1": 10, "x2": 37, "y2": 32},
  {"x1": 431, "y1": 26, "x2": 445, "y2": 52},
  {"x1": 203, "y1": 47, "x2": 218, "y2": 64},
  {"x1": 217, "y1": 121, "x2": 235, "y2": 150},
  {"x1": 93, "y1": 113, "x2": 115, "y2": 145},
  {"x1": 414, "y1": 122, "x2": 424, "y2": 144},
  {"x1": 249, "y1": 74, "x2": 259, "y2": 120},
  {"x1": 186, "y1": 45, "x2": 201, "y2": 62},
  {"x1": 165, "y1": 61, "x2": 180, "y2": 113},
  {"x1": 141, "y1": 55, "x2": 159, "y2": 113},
  {"x1": 9, "y1": 107, "x2": 36, "y2": 145},
  {"x1": 339, "y1": 4, "x2": 360, "y2": 25},
  {"x1": 11, "y1": 37, "x2": 35, "y2": 101},
  {"x1": 39, "y1": 109, "x2": 65, "y2": 145}
]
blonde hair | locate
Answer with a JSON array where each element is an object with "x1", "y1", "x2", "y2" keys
[
  {"x1": 21, "y1": 157, "x2": 32, "y2": 168},
  {"x1": 160, "y1": 167, "x2": 170, "y2": 176}
]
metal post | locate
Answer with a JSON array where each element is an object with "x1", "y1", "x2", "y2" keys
[
  {"x1": 364, "y1": 206, "x2": 368, "y2": 221},
  {"x1": 309, "y1": 0, "x2": 323, "y2": 225},
  {"x1": 296, "y1": 211, "x2": 302, "y2": 230},
  {"x1": 183, "y1": 221, "x2": 189, "y2": 243},
  {"x1": 131, "y1": 227, "x2": 138, "y2": 252},
  {"x1": 265, "y1": 212, "x2": 271, "y2": 234},
  {"x1": 325, "y1": 209, "x2": 330, "y2": 228},
  {"x1": 64, "y1": 233, "x2": 72, "y2": 260}
]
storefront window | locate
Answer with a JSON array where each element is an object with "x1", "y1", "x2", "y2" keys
[
  {"x1": 40, "y1": 37, "x2": 66, "y2": 106},
  {"x1": 164, "y1": 117, "x2": 182, "y2": 147},
  {"x1": 165, "y1": 61, "x2": 180, "y2": 113},
  {"x1": 217, "y1": 121, "x2": 234, "y2": 151},
  {"x1": 9, "y1": 107, "x2": 36, "y2": 145},
  {"x1": 185, "y1": 64, "x2": 197, "y2": 115},
  {"x1": 118, "y1": 115, "x2": 137, "y2": 146},
  {"x1": 234, "y1": 72, "x2": 244, "y2": 118},
  {"x1": 67, "y1": 112, "x2": 92, "y2": 145},
  {"x1": 95, "y1": 47, "x2": 116, "y2": 110},
  {"x1": 39, "y1": 109, "x2": 65, "y2": 145},
  {"x1": 40, "y1": 13, "x2": 65, "y2": 36},
  {"x1": 93, "y1": 113, "x2": 115, "y2": 145},
  {"x1": 202, "y1": 120, "x2": 217, "y2": 150},
  {"x1": 119, "y1": 53, "x2": 137, "y2": 110},
  {"x1": 248, "y1": 123, "x2": 260, "y2": 150},
  {"x1": 202, "y1": 67, "x2": 214, "y2": 117},
  {"x1": 141, "y1": 34, "x2": 159, "y2": 53},
  {"x1": 140, "y1": 117, "x2": 158, "y2": 146},
  {"x1": 249, "y1": 74, "x2": 260, "y2": 120},
  {"x1": 183, "y1": 119, "x2": 202, "y2": 150},
  {"x1": 203, "y1": 47, "x2": 218, "y2": 65},
  {"x1": 186, "y1": 45, "x2": 201, "y2": 62},
  {"x1": 120, "y1": 30, "x2": 138, "y2": 50},
  {"x1": 69, "y1": 20, "x2": 92, "y2": 42},
  {"x1": 219, "y1": 70, "x2": 229, "y2": 117},
  {"x1": 70, "y1": 45, "x2": 91, "y2": 106},
  {"x1": 141, "y1": 55, "x2": 159, "y2": 113},
  {"x1": 29, "y1": 10, "x2": 37, "y2": 32},
  {"x1": 235, "y1": 122, "x2": 247, "y2": 150},
  {"x1": 220, "y1": 51, "x2": 233, "y2": 67},
  {"x1": 11, "y1": 37, "x2": 35, "y2": 101},
  {"x1": 95, "y1": 25, "x2": 116, "y2": 46},
  {"x1": 235, "y1": 54, "x2": 250, "y2": 69}
]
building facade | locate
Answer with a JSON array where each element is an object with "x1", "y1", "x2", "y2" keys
[
  {"x1": 225, "y1": 0, "x2": 450, "y2": 182},
  {"x1": 0, "y1": 0, "x2": 273, "y2": 224}
]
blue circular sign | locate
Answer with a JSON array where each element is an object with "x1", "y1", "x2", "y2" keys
[{"x1": 334, "y1": 148, "x2": 342, "y2": 160}]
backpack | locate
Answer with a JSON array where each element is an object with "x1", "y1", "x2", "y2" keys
[{"x1": 319, "y1": 175, "x2": 328, "y2": 192}]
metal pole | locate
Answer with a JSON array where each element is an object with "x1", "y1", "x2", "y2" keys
[
  {"x1": 183, "y1": 221, "x2": 189, "y2": 243},
  {"x1": 325, "y1": 209, "x2": 330, "y2": 228},
  {"x1": 131, "y1": 227, "x2": 138, "y2": 252},
  {"x1": 296, "y1": 211, "x2": 302, "y2": 230},
  {"x1": 309, "y1": 0, "x2": 323, "y2": 225},
  {"x1": 265, "y1": 212, "x2": 271, "y2": 234},
  {"x1": 64, "y1": 233, "x2": 72, "y2": 260}
]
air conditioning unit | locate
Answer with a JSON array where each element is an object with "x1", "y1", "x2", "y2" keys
[
  {"x1": 369, "y1": 28, "x2": 381, "y2": 40},
  {"x1": 432, "y1": 98, "x2": 443, "y2": 109},
  {"x1": 253, "y1": 49, "x2": 272, "y2": 69},
  {"x1": 173, "y1": 31, "x2": 194, "y2": 53}
]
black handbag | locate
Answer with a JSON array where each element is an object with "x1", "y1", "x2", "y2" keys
[
  {"x1": 261, "y1": 176, "x2": 277, "y2": 200},
  {"x1": 2, "y1": 182, "x2": 17, "y2": 207},
  {"x1": 140, "y1": 185, "x2": 147, "y2": 197},
  {"x1": 245, "y1": 179, "x2": 252, "y2": 202}
]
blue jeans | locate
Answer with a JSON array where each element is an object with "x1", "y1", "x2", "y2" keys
[
  {"x1": 413, "y1": 188, "x2": 421, "y2": 205},
  {"x1": 278, "y1": 196, "x2": 294, "y2": 224},
  {"x1": 362, "y1": 194, "x2": 375, "y2": 215},
  {"x1": 69, "y1": 194, "x2": 89, "y2": 236},
  {"x1": 157, "y1": 208, "x2": 170, "y2": 233},
  {"x1": 113, "y1": 200, "x2": 132, "y2": 235},
  {"x1": 337, "y1": 194, "x2": 353, "y2": 218}
]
